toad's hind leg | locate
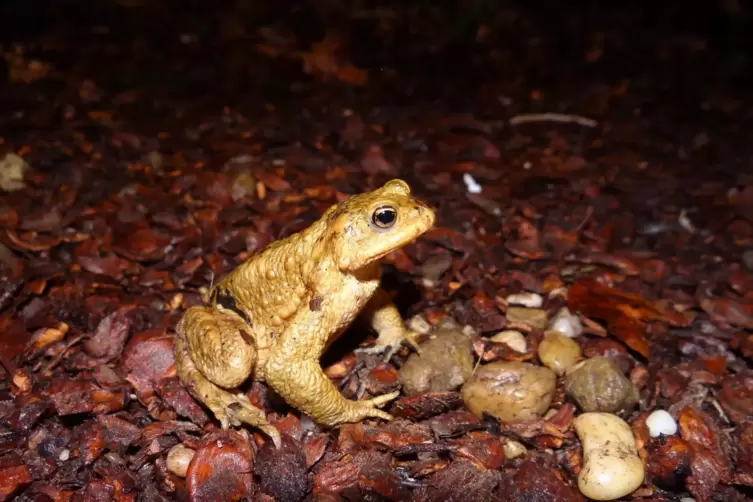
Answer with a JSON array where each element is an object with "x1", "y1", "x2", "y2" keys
[{"x1": 173, "y1": 306, "x2": 281, "y2": 447}]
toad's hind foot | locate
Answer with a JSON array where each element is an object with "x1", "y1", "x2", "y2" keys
[
  {"x1": 217, "y1": 392, "x2": 282, "y2": 448},
  {"x1": 200, "y1": 381, "x2": 281, "y2": 448},
  {"x1": 173, "y1": 333, "x2": 281, "y2": 448},
  {"x1": 347, "y1": 390, "x2": 399, "y2": 422}
]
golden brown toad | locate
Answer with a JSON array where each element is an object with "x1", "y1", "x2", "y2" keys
[{"x1": 173, "y1": 179, "x2": 435, "y2": 447}]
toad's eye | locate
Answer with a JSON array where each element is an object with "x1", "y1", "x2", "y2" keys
[{"x1": 371, "y1": 205, "x2": 397, "y2": 229}]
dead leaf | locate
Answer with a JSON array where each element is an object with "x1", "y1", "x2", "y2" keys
[
  {"x1": 568, "y1": 278, "x2": 687, "y2": 358},
  {"x1": 294, "y1": 31, "x2": 369, "y2": 86},
  {"x1": 700, "y1": 297, "x2": 753, "y2": 329}
]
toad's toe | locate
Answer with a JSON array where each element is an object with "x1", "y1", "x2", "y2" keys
[
  {"x1": 347, "y1": 390, "x2": 399, "y2": 422},
  {"x1": 364, "y1": 390, "x2": 400, "y2": 407},
  {"x1": 208, "y1": 392, "x2": 280, "y2": 446}
]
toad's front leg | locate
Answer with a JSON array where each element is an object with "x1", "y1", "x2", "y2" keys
[
  {"x1": 263, "y1": 311, "x2": 398, "y2": 427},
  {"x1": 356, "y1": 288, "x2": 421, "y2": 359},
  {"x1": 173, "y1": 306, "x2": 281, "y2": 447}
]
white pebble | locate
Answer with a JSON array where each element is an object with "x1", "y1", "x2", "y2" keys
[
  {"x1": 680, "y1": 498, "x2": 695, "y2": 502},
  {"x1": 501, "y1": 439, "x2": 527, "y2": 459},
  {"x1": 462, "y1": 325, "x2": 477, "y2": 337},
  {"x1": 548, "y1": 287, "x2": 568, "y2": 299},
  {"x1": 548, "y1": 307, "x2": 583, "y2": 338},
  {"x1": 463, "y1": 173, "x2": 482, "y2": 194},
  {"x1": 58, "y1": 449, "x2": 70, "y2": 461},
  {"x1": 506, "y1": 292, "x2": 543, "y2": 308},
  {"x1": 645, "y1": 409, "x2": 678, "y2": 437},
  {"x1": 407, "y1": 315, "x2": 432, "y2": 335},
  {"x1": 166, "y1": 444, "x2": 195, "y2": 478}
]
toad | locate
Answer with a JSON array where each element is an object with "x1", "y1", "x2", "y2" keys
[{"x1": 173, "y1": 179, "x2": 435, "y2": 446}]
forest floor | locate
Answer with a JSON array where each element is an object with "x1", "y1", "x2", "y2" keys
[{"x1": 1, "y1": 1, "x2": 752, "y2": 500}]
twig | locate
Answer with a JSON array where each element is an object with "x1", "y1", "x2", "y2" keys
[
  {"x1": 509, "y1": 113, "x2": 598, "y2": 128},
  {"x1": 337, "y1": 360, "x2": 365, "y2": 390},
  {"x1": 355, "y1": 381, "x2": 366, "y2": 400},
  {"x1": 708, "y1": 398, "x2": 731, "y2": 425},
  {"x1": 574, "y1": 205, "x2": 594, "y2": 233},
  {"x1": 471, "y1": 352, "x2": 483, "y2": 375},
  {"x1": 42, "y1": 333, "x2": 85, "y2": 376}
]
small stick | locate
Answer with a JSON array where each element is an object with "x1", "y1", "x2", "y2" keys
[
  {"x1": 509, "y1": 113, "x2": 598, "y2": 128},
  {"x1": 708, "y1": 398, "x2": 731, "y2": 425},
  {"x1": 575, "y1": 205, "x2": 594, "y2": 233},
  {"x1": 338, "y1": 360, "x2": 365, "y2": 390},
  {"x1": 42, "y1": 333, "x2": 85, "y2": 376}
]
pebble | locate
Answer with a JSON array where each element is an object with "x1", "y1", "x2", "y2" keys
[
  {"x1": 506, "y1": 292, "x2": 543, "y2": 308},
  {"x1": 645, "y1": 409, "x2": 678, "y2": 437},
  {"x1": 407, "y1": 314, "x2": 432, "y2": 335},
  {"x1": 538, "y1": 330, "x2": 582, "y2": 376},
  {"x1": 229, "y1": 169, "x2": 257, "y2": 201},
  {"x1": 565, "y1": 356, "x2": 639, "y2": 413},
  {"x1": 461, "y1": 361, "x2": 556, "y2": 423},
  {"x1": 548, "y1": 307, "x2": 583, "y2": 338},
  {"x1": 548, "y1": 286, "x2": 568, "y2": 299},
  {"x1": 501, "y1": 439, "x2": 527, "y2": 459},
  {"x1": 505, "y1": 307, "x2": 548, "y2": 329},
  {"x1": 490, "y1": 330, "x2": 527, "y2": 353},
  {"x1": 573, "y1": 412, "x2": 644, "y2": 500},
  {"x1": 398, "y1": 323, "x2": 474, "y2": 396},
  {"x1": 167, "y1": 444, "x2": 195, "y2": 478},
  {"x1": 463, "y1": 173, "x2": 482, "y2": 193},
  {"x1": 0, "y1": 153, "x2": 29, "y2": 191}
]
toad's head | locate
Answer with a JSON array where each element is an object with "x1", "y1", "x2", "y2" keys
[{"x1": 323, "y1": 179, "x2": 435, "y2": 273}]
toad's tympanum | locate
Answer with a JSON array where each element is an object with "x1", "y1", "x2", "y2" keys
[{"x1": 173, "y1": 179, "x2": 435, "y2": 446}]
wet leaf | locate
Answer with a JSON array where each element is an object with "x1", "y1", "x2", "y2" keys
[
  {"x1": 700, "y1": 297, "x2": 753, "y2": 329},
  {"x1": 185, "y1": 431, "x2": 255, "y2": 501},
  {"x1": 83, "y1": 306, "x2": 135, "y2": 361},
  {"x1": 678, "y1": 406, "x2": 732, "y2": 501},
  {"x1": 568, "y1": 278, "x2": 677, "y2": 357},
  {"x1": 256, "y1": 434, "x2": 311, "y2": 501},
  {"x1": 45, "y1": 378, "x2": 127, "y2": 416},
  {"x1": 498, "y1": 460, "x2": 585, "y2": 501},
  {"x1": 337, "y1": 420, "x2": 433, "y2": 452},
  {"x1": 414, "y1": 460, "x2": 502, "y2": 501},
  {"x1": 113, "y1": 224, "x2": 170, "y2": 262},
  {"x1": 718, "y1": 374, "x2": 753, "y2": 425},
  {"x1": 390, "y1": 391, "x2": 463, "y2": 420}
]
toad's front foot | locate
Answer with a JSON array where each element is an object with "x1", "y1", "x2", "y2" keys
[{"x1": 356, "y1": 330, "x2": 422, "y2": 360}]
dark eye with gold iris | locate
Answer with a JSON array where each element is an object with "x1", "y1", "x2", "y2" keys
[{"x1": 372, "y1": 205, "x2": 397, "y2": 228}]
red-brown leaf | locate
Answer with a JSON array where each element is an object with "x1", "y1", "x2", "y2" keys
[{"x1": 185, "y1": 431, "x2": 255, "y2": 502}]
